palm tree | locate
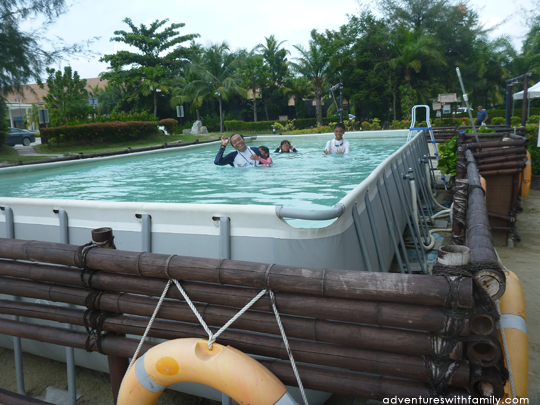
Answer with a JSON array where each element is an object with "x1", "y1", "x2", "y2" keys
[
  {"x1": 23, "y1": 103, "x2": 42, "y2": 130},
  {"x1": 139, "y1": 66, "x2": 171, "y2": 117},
  {"x1": 283, "y1": 76, "x2": 313, "y2": 119},
  {"x1": 170, "y1": 69, "x2": 205, "y2": 121},
  {"x1": 188, "y1": 42, "x2": 245, "y2": 133},
  {"x1": 386, "y1": 29, "x2": 446, "y2": 118},
  {"x1": 239, "y1": 51, "x2": 271, "y2": 122},
  {"x1": 290, "y1": 40, "x2": 331, "y2": 127}
]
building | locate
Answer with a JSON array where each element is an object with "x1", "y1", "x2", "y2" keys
[{"x1": 3, "y1": 78, "x2": 107, "y2": 130}]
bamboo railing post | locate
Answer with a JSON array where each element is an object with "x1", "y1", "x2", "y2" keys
[{"x1": 89, "y1": 228, "x2": 126, "y2": 405}]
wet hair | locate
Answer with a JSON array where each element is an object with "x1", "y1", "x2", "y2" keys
[
  {"x1": 334, "y1": 122, "x2": 346, "y2": 131},
  {"x1": 280, "y1": 140, "x2": 291, "y2": 146},
  {"x1": 259, "y1": 146, "x2": 270, "y2": 157}
]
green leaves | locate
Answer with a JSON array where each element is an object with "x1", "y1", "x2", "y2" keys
[{"x1": 437, "y1": 136, "x2": 457, "y2": 177}]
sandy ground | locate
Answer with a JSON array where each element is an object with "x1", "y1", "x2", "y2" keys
[{"x1": 0, "y1": 190, "x2": 538, "y2": 405}]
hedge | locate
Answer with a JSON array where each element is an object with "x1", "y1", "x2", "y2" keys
[
  {"x1": 224, "y1": 118, "x2": 334, "y2": 132},
  {"x1": 158, "y1": 118, "x2": 178, "y2": 135},
  {"x1": 41, "y1": 121, "x2": 160, "y2": 144}
]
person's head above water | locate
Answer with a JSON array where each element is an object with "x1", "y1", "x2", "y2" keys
[
  {"x1": 230, "y1": 134, "x2": 247, "y2": 152},
  {"x1": 280, "y1": 140, "x2": 292, "y2": 152},
  {"x1": 334, "y1": 123, "x2": 346, "y2": 141},
  {"x1": 259, "y1": 146, "x2": 270, "y2": 158}
]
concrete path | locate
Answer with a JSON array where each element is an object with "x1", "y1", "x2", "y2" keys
[{"x1": 13, "y1": 137, "x2": 64, "y2": 158}]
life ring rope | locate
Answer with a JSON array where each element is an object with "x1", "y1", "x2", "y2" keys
[{"x1": 119, "y1": 259, "x2": 309, "y2": 405}]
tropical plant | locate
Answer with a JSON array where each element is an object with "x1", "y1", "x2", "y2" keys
[
  {"x1": 39, "y1": 66, "x2": 91, "y2": 126},
  {"x1": 0, "y1": 100, "x2": 8, "y2": 144},
  {"x1": 290, "y1": 37, "x2": 331, "y2": 127},
  {"x1": 99, "y1": 18, "x2": 200, "y2": 117},
  {"x1": 238, "y1": 51, "x2": 270, "y2": 122},
  {"x1": 23, "y1": 103, "x2": 42, "y2": 129},
  {"x1": 491, "y1": 117, "x2": 506, "y2": 125},
  {"x1": 187, "y1": 42, "x2": 246, "y2": 133},
  {"x1": 437, "y1": 136, "x2": 458, "y2": 177}
]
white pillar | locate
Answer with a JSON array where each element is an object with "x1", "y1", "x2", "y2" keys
[{"x1": 8, "y1": 105, "x2": 13, "y2": 127}]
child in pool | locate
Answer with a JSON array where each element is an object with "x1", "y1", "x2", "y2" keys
[{"x1": 250, "y1": 146, "x2": 273, "y2": 167}]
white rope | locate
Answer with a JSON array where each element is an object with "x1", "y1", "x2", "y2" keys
[
  {"x1": 495, "y1": 299, "x2": 517, "y2": 399},
  {"x1": 268, "y1": 289, "x2": 310, "y2": 405},
  {"x1": 171, "y1": 278, "x2": 266, "y2": 349},
  {"x1": 120, "y1": 279, "x2": 172, "y2": 391}
]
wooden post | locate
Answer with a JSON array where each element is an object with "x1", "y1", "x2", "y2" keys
[{"x1": 89, "y1": 228, "x2": 125, "y2": 404}]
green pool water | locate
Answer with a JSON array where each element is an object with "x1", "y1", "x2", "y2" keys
[{"x1": 0, "y1": 136, "x2": 406, "y2": 214}]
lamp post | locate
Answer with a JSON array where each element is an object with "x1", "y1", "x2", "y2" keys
[{"x1": 215, "y1": 92, "x2": 223, "y2": 133}]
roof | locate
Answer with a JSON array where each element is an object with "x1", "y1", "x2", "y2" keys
[
  {"x1": 4, "y1": 78, "x2": 108, "y2": 104},
  {"x1": 512, "y1": 82, "x2": 540, "y2": 100}
]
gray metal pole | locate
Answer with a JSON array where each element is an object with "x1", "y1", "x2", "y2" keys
[
  {"x1": 364, "y1": 193, "x2": 386, "y2": 272},
  {"x1": 456, "y1": 67, "x2": 479, "y2": 143},
  {"x1": 2, "y1": 206, "x2": 26, "y2": 395},
  {"x1": 56, "y1": 209, "x2": 77, "y2": 405},
  {"x1": 351, "y1": 203, "x2": 374, "y2": 272},
  {"x1": 141, "y1": 214, "x2": 152, "y2": 253},
  {"x1": 219, "y1": 217, "x2": 231, "y2": 260}
]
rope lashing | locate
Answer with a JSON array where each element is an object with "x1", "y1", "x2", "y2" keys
[{"x1": 121, "y1": 259, "x2": 310, "y2": 405}]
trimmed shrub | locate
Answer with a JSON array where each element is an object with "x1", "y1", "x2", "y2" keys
[
  {"x1": 389, "y1": 120, "x2": 410, "y2": 129},
  {"x1": 527, "y1": 115, "x2": 539, "y2": 125},
  {"x1": 491, "y1": 117, "x2": 505, "y2": 125},
  {"x1": 510, "y1": 116, "x2": 522, "y2": 127},
  {"x1": 41, "y1": 121, "x2": 160, "y2": 145},
  {"x1": 158, "y1": 118, "x2": 178, "y2": 134},
  {"x1": 224, "y1": 117, "x2": 335, "y2": 132}
]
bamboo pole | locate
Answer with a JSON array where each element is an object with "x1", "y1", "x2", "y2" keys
[
  {"x1": 479, "y1": 168, "x2": 524, "y2": 176},
  {"x1": 464, "y1": 150, "x2": 506, "y2": 300},
  {"x1": 0, "y1": 277, "x2": 469, "y2": 348},
  {"x1": 477, "y1": 161, "x2": 525, "y2": 171},
  {"x1": 472, "y1": 146, "x2": 526, "y2": 159},
  {"x1": 463, "y1": 139, "x2": 528, "y2": 149},
  {"x1": 0, "y1": 299, "x2": 468, "y2": 385},
  {"x1": 0, "y1": 264, "x2": 469, "y2": 335},
  {"x1": 0, "y1": 318, "x2": 470, "y2": 399},
  {"x1": 0, "y1": 239, "x2": 473, "y2": 308},
  {"x1": 475, "y1": 154, "x2": 526, "y2": 165}
]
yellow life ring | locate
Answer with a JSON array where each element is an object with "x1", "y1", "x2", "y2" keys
[
  {"x1": 480, "y1": 175, "x2": 487, "y2": 202},
  {"x1": 498, "y1": 271, "x2": 528, "y2": 401},
  {"x1": 118, "y1": 338, "x2": 298, "y2": 405},
  {"x1": 518, "y1": 151, "x2": 532, "y2": 201}
]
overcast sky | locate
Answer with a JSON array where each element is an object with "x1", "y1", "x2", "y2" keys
[{"x1": 36, "y1": 0, "x2": 535, "y2": 80}]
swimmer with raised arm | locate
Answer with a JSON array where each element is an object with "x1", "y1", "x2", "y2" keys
[
  {"x1": 214, "y1": 134, "x2": 262, "y2": 167},
  {"x1": 323, "y1": 123, "x2": 349, "y2": 155}
]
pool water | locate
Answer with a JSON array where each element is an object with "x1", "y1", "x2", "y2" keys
[{"x1": 0, "y1": 136, "x2": 405, "y2": 213}]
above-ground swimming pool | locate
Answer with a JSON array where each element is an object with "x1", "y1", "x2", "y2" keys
[
  {"x1": 0, "y1": 135, "x2": 405, "y2": 228},
  {"x1": 0, "y1": 130, "x2": 424, "y2": 272}
]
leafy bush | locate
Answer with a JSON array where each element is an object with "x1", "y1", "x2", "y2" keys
[
  {"x1": 510, "y1": 116, "x2": 523, "y2": 127},
  {"x1": 491, "y1": 117, "x2": 505, "y2": 125},
  {"x1": 224, "y1": 117, "x2": 335, "y2": 132},
  {"x1": 158, "y1": 118, "x2": 178, "y2": 134},
  {"x1": 390, "y1": 120, "x2": 410, "y2": 129},
  {"x1": 283, "y1": 125, "x2": 334, "y2": 135},
  {"x1": 438, "y1": 136, "x2": 457, "y2": 177},
  {"x1": 65, "y1": 110, "x2": 158, "y2": 126},
  {"x1": 361, "y1": 118, "x2": 381, "y2": 131},
  {"x1": 527, "y1": 115, "x2": 539, "y2": 125},
  {"x1": 41, "y1": 121, "x2": 160, "y2": 145},
  {"x1": 465, "y1": 126, "x2": 495, "y2": 134}
]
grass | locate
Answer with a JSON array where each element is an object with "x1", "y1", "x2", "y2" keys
[{"x1": 0, "y1": 145, "x2": 59, "y2": 164}]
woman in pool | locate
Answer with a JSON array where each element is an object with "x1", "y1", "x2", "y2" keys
[
  {"x1": 323, "y1": 123, "x2": 349, "y2": 154},
  {"x1": 250, "y1": 146, "x2": 273, "y2": 167},
  {"x1": 274, "y1": 140, "x2": 298, "y2": 153}
]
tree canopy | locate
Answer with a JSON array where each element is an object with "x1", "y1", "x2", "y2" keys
[{"x1": 99, "y1": 18, "x2": 200, "y2": 116}]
